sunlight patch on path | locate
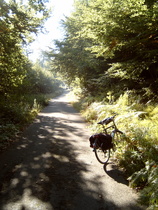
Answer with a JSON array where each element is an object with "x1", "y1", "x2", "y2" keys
[{"x1": 3, "y1": 188, "x2": 53, "y2": 210}]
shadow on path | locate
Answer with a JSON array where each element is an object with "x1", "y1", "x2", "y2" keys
[
  {"x1": 103, "y1": 162, "x2": 128, "y2": 185},
  {"x1": 0, "y1": 93, "x2": 145, "y2": 210}
]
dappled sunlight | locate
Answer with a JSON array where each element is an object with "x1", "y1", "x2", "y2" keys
[
  {"x1": 0, "y1": 93, "x2": 92, "y2": 209},
  {"x1": 3, "y1": 188, "x2": 53, "y2": 210},
  {"x1": 52, "y1": 154, "x2": 69, "y2": 163},
  {"x1": 10, "y1": 178, "x2": 19, "y2": 188},
  {"x1": 0, "y1": 92, "x2": 143, "y2": 209},
  {"x1": 42, "y1": 152, "x2": 52, "y2": 159}
]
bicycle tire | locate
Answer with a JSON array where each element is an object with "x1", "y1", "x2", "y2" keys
[{"x1": 94, "y1": 139, "x2": 110, "y2": 164}]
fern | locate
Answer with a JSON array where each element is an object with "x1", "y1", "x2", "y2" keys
[{"x1": 76, "y1": 91, "x2": 158, "y2": 209}]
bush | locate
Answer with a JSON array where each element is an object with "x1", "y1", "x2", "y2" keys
[
  {"x1": 76, "y1": 91, "x2": 158, "y2": 209},
  {"x1": 0, "y1": 93, "x2": 56, "y2": 151}
]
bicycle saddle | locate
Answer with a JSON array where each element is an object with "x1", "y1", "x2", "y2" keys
[{"x1": 97, "y1": 117, "x2": 113, "y2": 125}]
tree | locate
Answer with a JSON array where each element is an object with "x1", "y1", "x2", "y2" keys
[
  {"x1": 0, "y1": 0, "x2": 49, "y2": 96},
  {"x1": 49, "y1": 0, "x2": 158, "y2": 100}
]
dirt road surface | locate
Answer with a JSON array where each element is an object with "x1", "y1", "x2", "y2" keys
[{"x1": 0, "y1": 92, "x2": 145, "y2": 210}]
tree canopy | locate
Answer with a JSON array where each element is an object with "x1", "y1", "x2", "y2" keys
[
  {"x1": 0, "y1": 0, "x2": 64, "y2": 152},
  {"x1": 49, "y1": 0, "x2": 158, "y2": 101},
  {"x1": 0, "y1": 0, "x2": 49, "y2": 96}
]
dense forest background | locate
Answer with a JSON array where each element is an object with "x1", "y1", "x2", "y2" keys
[{"x1": 0, "y1": 0, "x2": 158, "y2": 208}]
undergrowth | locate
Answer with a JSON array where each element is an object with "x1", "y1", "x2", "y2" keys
[
  {"x1": 73, "y1": 91, "x2": 158, "y2": 209},
  {"x1": 0, "y1": 93, "x2": 57, "y2": 151}
]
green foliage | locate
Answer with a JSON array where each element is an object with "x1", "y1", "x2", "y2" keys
[
  {"x1": 48, "y1": 37, "x2": 106, "y2": 94},
  {"x1": 1, "y1": 94, "x2": 44, "y2": 125},
  {"x1": 49, "y1": 0, "x2": 158, "y2": 101},
  {"x1": 0, "y1": 0, "x2": 49, "y2": 97},
  {"x1": 0, "y1": 0, "x2": 63, "y2": 150},
  {"x1": 129, "y1": 161, "x2": 158, "y2": 208},
  {"x1": 0, "y1": 95, "x2": 38, "y2": 150},
  {"x1": 0, "y1": 92, "x2": 62, "y2": 151},
  {"x1": 22, "y1": 61, "x2": 62, "y2": 94},
  {"x1": 0, "y1": 124, "x2": 18, "y2": 145},
  {"x1": 0, "y1": 56, "x2": 63, "y2": 148},
  {"x1": 75, "y1": 91, "x2": 158, "y2": 208}
]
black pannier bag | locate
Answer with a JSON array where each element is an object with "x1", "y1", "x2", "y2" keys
[{"x1": 89, "y1": 133, "x2": 113, "y2": 151}]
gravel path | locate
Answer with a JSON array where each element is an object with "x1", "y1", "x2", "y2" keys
[{"x1": 0, "y1": 92, "x2": 145, "y2": 210}]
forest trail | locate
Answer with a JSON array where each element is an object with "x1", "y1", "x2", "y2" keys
[{"x1": 0, "y1": 91, "x2": 145, "y2": 210}]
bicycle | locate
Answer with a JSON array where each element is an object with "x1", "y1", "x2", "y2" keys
[{"x1": 90, "y1": 114, "x2": 123, "y2": 164}]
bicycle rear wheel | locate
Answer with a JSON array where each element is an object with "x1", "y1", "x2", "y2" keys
[{"x1": 94, "y1": 139, "x2": 110, "y2": 164}]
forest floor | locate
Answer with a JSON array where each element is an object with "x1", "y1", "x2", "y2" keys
[{"x1": 0, "y1": 91, "x2": 146, "y2": 210}]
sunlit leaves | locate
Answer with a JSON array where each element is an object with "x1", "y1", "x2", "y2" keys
[
  {"x1": 0, "y1": 0, "x2": 50, "y2": 96},
  {"x1": 49, "y1": 0, "x2": 158, "y2": 100}
]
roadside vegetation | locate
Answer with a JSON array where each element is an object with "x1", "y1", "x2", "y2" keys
[
  {"x1": 47, "y1": 0, "x2": 158, "y2": 208},
  {"x1": 0, "y1": 0, "x2": 63, "y2": 151},
  {"x1": 72, "y1": 90, "x2": 158, "y2": 209},
  {"x1": 0, "y1": 59, "x2": 63, "y2": 151},
  {"x1": 0, "y1": 77, "x2": 63, "y2": 152}
]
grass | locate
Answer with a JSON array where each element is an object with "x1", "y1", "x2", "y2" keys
[{"x1": 71, "y1": 90, "x2": 158, "y2": 209}]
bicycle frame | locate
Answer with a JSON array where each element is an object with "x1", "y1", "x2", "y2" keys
[
  {"x1": 93, "y1": 115, "x2": 123, "y2": 164},
  {"x1": 100, "y1": 118, "x2": 123, "y2": 138}
]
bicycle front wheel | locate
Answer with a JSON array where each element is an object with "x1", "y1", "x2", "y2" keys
[{"x1": 94, "y1": 139, "x2": 110, "y2": 164}]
